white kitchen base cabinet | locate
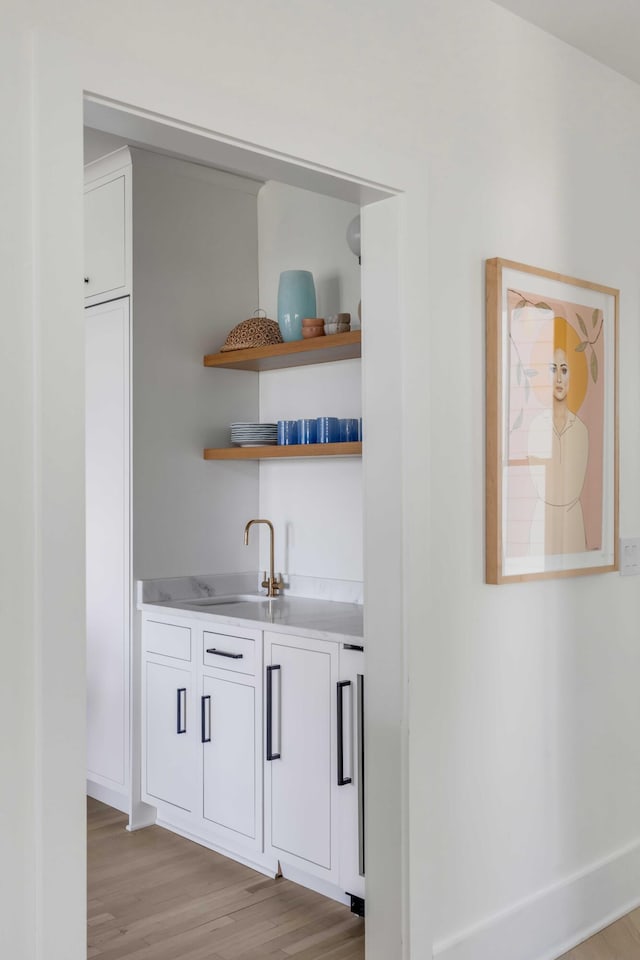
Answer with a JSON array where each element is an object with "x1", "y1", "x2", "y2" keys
[
  {"x1": 337, "y1": 646, "x2": 366, "y2": 901},
  {"x1": 264, "y1": 632, "x2": 337, "y2": 881},
  {"x1": 202, "y1": 674, "x2": 257, "y2": 840},
  {"x1": 140, "y1": 612, "x2": 364, "y2": 905},
  {"x1": 145, "y1": 659, "x2": 195, "y2": 814},
  {"x1": 142, "y1": 614, "x2": 266, "y2": 869}
]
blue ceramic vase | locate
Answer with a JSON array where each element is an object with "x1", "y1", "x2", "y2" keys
[{"x1": 277, "y1": 270, "x2": 316, "y2": 342}]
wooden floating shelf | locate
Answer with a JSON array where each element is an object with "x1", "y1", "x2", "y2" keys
[
  {"x1": 204, "y1": 442, "x2": 362, "y2": 461},
  {"x1": 203, "y1": 330, "x2": 361, "y2": 372}
]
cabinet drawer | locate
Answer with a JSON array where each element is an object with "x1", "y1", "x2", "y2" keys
[
  {"x1": 203, "y1": 631, "x2": 255, "y2": 675},
  {"x1": 144, "y1": 620, "x2": 192, "y2": 661}
]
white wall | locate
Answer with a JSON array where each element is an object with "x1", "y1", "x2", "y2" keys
[
  {"x1": 9, "y1": 3, "x2": 640, "y2": 960},
  {"x1": 129, "y1": 150, "x2": 262, "y2": 579},
  {"x1": 257, "y1": 181, "x2": 362, "y2": 582},
  {"x1": 407, "y1": 6, "x2": 640, "y2": 960},
  {"x1": 1, "y1": 6, "x2": 36, "y2": 958}
]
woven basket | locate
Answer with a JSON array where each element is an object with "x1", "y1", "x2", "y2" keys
[{"x1": 220, "y1": 310, "x2": 283, "y2": 352}]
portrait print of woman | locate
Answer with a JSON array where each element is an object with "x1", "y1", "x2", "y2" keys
[
  {"x1": 502, "y1": 286, "x2": 606, "y2": 570},
  {"x1": 485, "y1": 257, "x2": 617, "y2": 583},
  {"x1": 527, "y1": 316, "x2": 589, "y2": 555}
]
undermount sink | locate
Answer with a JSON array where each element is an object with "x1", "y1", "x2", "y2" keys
[{"x1": 186, "y1": 594, "x2": 280, "y2": 606}]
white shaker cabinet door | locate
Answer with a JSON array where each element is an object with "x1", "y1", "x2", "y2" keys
[
  {"x1": 337, "y1": 647, "x2": 365, "y2": 900},
  {"x1": 84, "y1": 173, "x2": 128, "y2": 302},
  {"x1": 264, "y1": 632, "x2": 339, "y2": 881},
  {"x1": 145, "y1": 660, "x2": 195, "y2": 813},
  {"x1": 86, "y1": 298, "x2": 130, "y2": 796},
  {"x1": 202, "y1": 674, "x2": 257, "y2": 840}
]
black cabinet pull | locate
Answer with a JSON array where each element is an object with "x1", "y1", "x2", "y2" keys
[
  {"x1": 176, "y1": 687, "x2": 187, "y2": 734},
  {"x1": 206, "y1": 647, "x2": 243, "y2": 659},
  {"x1": 84, "y1": 276, "x2": 90, "y2": 284},
  {"x1": 357, "y1": 673, "x2": 365, "y2": 876},
  {"x1": 337, "y1": 680, "x2": 352, "y2": 786},
  {"x1": 201, "y1": 695, "x2": 211, "y2": 743},
  {"x1": 266, "y1": 664, "x2": 281, "y2": 761}
]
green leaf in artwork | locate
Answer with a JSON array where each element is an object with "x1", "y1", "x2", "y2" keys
[
  {"x1": 591, "y1": 350, "x2": 598, "y2": 383},
  {"x1": 592, "y1": 308, "x2": 600, "y2": 328},
  {"x1": 512, "y1": 409, "x2": 523, "y2": 431},
  {"x1": 515, "y1": 299, "x2": 527, "y2": 309},
  {"x1": 525, "y1": 368, "x2": 539, "y2": 377},
  {"x1": 535, "y1": 301, "x2": 551, "y2": 310},
  {"x1": 577, "y1": 313, "x2": 588, "y2": 337},
  {"x1": 575, "y1": 342, "x2": 588, "y2": 352}
]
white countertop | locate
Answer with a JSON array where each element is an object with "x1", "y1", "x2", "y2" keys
[{"x1": 140, "y1": 595, "x2": 364, "y2": 645}]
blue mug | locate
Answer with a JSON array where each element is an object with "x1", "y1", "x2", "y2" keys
[
  {"x1": 298, "y1": 418, "x2": 318, "y2": 444},
  {"x1": 339, "y1": 418, "x2": 359, "y2": 442},
  {"x1": 317, "y1": 417, "x2": 340, "y2": 443},
  {"x1": 277, "y1": 420, "x2": 298, "y2": 445}
]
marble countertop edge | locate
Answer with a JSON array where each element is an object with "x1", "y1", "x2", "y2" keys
[{"x1": 139, "y1": 595, "x2": 364, "y2": 645}]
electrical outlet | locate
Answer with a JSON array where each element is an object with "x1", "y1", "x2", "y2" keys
[{"x1": 620, "y1": 537, "x2": 640, "y2": 576}]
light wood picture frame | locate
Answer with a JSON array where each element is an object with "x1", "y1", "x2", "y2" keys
[{"x1": 486, "y1": 258, "x2": 619, "y2": 584}]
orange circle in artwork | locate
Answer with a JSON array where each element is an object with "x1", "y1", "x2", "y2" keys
[{"x1": 530, "y1": 316, "x2": 589, "y2": 413}]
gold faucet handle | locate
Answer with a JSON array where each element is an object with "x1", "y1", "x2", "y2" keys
[{"x1": 261, "y1": 571, "x2": 269, "y2": 590}]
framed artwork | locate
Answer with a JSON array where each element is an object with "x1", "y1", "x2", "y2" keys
[{"x1": 486, "y1": 258, "x2": 618, "y2": 584}]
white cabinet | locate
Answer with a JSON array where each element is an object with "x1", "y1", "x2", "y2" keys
[
  {"x1": 264, "y1": 630, "x2": 365, "y2": 901},
  {"x1": 140, "y1": 612, "x2": 363, "y2": 903},
  {"x1": 201, "y1": 624, "x2": 263, "y2": 850},
  {"x1": 145, "y1": 659, "x2": 195, "y2": 813},
  {"x1": 264, "y1": 631, "x2": 338, "y2": 881},
  {"x1": 84, "y1": 164, "x2": 131, "y2": 305},
  {"x1": 202, "y1": 674, "x2": 257, "y2": 839},
  {"x1": 142, "y1": 615, "x2": 263, "y2": 858},
  {"x1": 337, "y1": 645, "x2": 365, "y2": 901},
  {"x1": 85, "y1": 297, "x2": 130, "y2": 810}
]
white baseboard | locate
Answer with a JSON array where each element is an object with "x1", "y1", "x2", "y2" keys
[
  {"x1": 86, "y1": 779, "x2": 129, "y2": 815},
  {"x1": 279, "y1": 861, "x2": 350, "y2": 906},
  {"x1": 127, "y1": 800, "x2": 157, "y2": 832},
  {"x1": 156, "y1": 818, "x2": 278, "y2": 879},
  {"x1": 433, "y1": 838, "x2": 640, "y2": 960}
]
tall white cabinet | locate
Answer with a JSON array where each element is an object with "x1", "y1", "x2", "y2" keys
[
  {"x1": 84, "y1": 145, "x2": 261, "y2": 818},
  {"x1": 85, "y1": 297, "x2": 131, "y2": 804}
]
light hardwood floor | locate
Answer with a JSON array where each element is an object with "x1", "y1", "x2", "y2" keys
[
  {"x1": 558, "y1": 908, "x2": 640, "y2": 959},
  {"x1": 90, "y1": 798, "x2": 640, "y2": 960},
  {"x1": 87, "y1": 798, "x2": 364, "y2": 960}
]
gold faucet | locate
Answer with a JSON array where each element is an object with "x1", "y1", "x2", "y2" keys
[{"x1": 243, "y1": 519, "x2": 284, "y2": 598}]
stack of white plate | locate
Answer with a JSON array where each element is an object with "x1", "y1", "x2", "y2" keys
[{"x1": 230, "y1": 422, "x2": 278, "y2": 447}]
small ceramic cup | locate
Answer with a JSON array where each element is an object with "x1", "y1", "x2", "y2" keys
[
  {"x1": 277, "y1": 420, "x2": 299, "y2": 445},
  {"x1": 298, "y1": 418, "x2": 318, "y2": 444},
  {"x1": 317, "y1": 417, "x2": 340, "y2": 443},
  {"x1": 339, "y1": 418, "x2": 359, "y2": 442}
]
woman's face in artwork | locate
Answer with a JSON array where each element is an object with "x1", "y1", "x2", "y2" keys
[{"x1": 550, "y1": 348, "x2": 570, "y2": 402}]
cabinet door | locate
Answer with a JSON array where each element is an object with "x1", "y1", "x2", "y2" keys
[
  {"x1": 264, "y1": 632, "x2": 338, "y2": 876},
  {"x1": 145, "y1": 660, "x2": 195, "y2": 812},
  {"x1": 84, "y1": 174, "x2": 127, "y2": 301},
  {"x1": 86, "y1": 298, "x2": 130, "y2": 792},
  {"x1": 337, "y1": 647, "x2": 365, "y2": 899},
  {"x1": 202, "y1": 675, "x2": 257, "y2": 839}
]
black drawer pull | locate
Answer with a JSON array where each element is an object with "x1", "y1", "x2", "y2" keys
[
  {"x1": 266, "y1": 664, "x2": 281, "y2": 761},
  {"x1": 176, "y1": 687, "x2": 187, "y2": 735},
  {"x1": 337, "y1": 680, "x2": 352, "y2": 785},
  {"x1": 206, "y1": 647, "x2": 243, "y2": 659},
  {"x1": 201, "y1": 695, "x2": 211, "y2": 743}
]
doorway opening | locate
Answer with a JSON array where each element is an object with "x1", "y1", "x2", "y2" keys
[{"x1": 85, "y1": 97, "x2": 393, "y2": 960}]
